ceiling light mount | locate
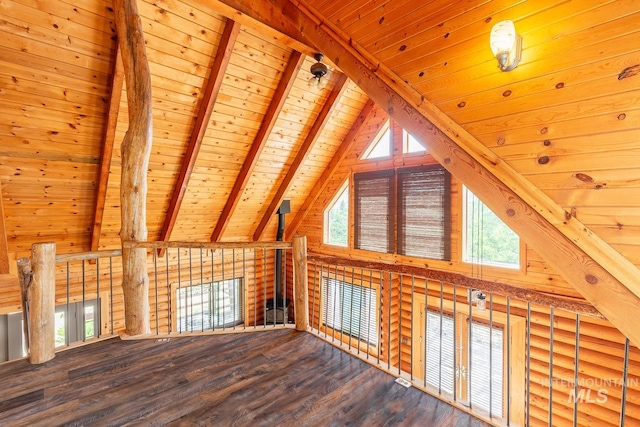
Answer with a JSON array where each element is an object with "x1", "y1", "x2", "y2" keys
[
  {"x1": 490, "y1": 20, "x2": 522, "y2": 72},
  {"x1": 309, "y1": 53, "x2": 329, "y2": 88}
]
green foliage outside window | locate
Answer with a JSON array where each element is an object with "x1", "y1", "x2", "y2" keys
[
  {"x1": 465, "y1": 188, "x2": 519, "y2": 268},
  {"x1": 327, "y1": 188, "x2": 348, "y2": 246}
]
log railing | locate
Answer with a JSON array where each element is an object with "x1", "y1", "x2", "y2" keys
[
  {"x1": 17, "y1": 236, "x2": 309, "y2": 363},
  {"x1": 306, "y1": 253, "x2": 639, "y2": 427},
  {"x1": 121, "y1": 238, "x2": 306, "y2": 338}
]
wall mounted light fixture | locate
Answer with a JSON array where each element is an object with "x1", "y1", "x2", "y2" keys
[
  {"x1": 309, "y1": 53, "x2": 329, "y2": 89},
  {"x1": 490, "y1": 20, "x2": 522, "y2": 72}
]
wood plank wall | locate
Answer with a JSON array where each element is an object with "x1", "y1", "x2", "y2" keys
[
  {"x1": 304, "y1": 265, "x2": 640, "y2": 426},
  {"x1": 295, "y1": 100, "x2": 640, "y2": 425},
  {"x1": 0, "y1": 247, "x2": 284, "y2": 333},
  {"x1": 310, "y1": 0, "x2": 640, "y2": 269}
]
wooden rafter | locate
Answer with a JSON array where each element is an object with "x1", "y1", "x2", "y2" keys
[
  {"x1": 286, "y1": 98, "x2": 375, "y2": 238},
  {"x1": 91, "y1": 45, "x2": 123, "y2": 252},
  {"x1": 211, "y1": 50, "x2": 305, "y2": 242},
  {"x1": 258, "y1": 0, "x2": 640, "y2": 346},
  {"x1": 159, "y1": 18, "x2": 241, "y2": 251},
  {"x1": 253, "y1": 73, "x2": 349, "y2": 241}
]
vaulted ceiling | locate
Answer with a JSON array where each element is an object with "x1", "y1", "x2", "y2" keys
[{"x1": 2, "y1": 0, "x2": 640, "y2": 340}]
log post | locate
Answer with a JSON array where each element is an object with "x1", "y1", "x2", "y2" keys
[
  {"x1": 113, "y1": 0, "x2": 153, "y2": 336},
  {"x1": 292, "y1": 235, "x2": 308, "y2": 331},
  {"x1": 29, "y1": 242, "x2": 56, "y2": 364},
  {"x1": 17, "y1": 257, "x2": 33, "y2": 354}
]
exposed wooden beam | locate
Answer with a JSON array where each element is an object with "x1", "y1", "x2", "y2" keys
[
  {"x1": 211, "y1": 50, "x2": 305, "y2": 242},
  {"x1": 159, "y1": 18, "x2": 241, "y2": 253},
  {"x1": 266, "y1": 0, "x2": 640, "y2": 346},
  {"x1": 113, "y1": 0, "x2": 153, "y2": 336},
  {"x1": 286, "y1": 98, "x2": 376, "y2": 238},
  {"x1": 0, "y1": 182, "x2": 10, "y2": 274},
  {"x1": 91, "y1": 45, "x2": 123, "y2": 253},
  {"x1": 253, "y1": 73, "x2": 349, "y2": 241},
  {"x1": 204, "y1": 0, "x2": 317, "y2": 58}
]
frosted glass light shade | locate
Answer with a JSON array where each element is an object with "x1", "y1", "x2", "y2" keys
[{"x1": 489, "y1": 20, "x2": 522, "y2": 71}]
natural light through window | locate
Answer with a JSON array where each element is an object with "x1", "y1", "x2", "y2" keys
[
  {"x1": 463, "y1": 186, "x2": 520, "y2": 268},
  {"x1": 363, "y1": 121, "x2": 391, "y2": 159},
  {"x1": 177, "y1": 278, "x2": 243, "y2": 332},
  {"x1": 322, "y1": 278, "x2": 378, "y2": 346},
  {"x1": 403, "y1": 129, "x2": 426, "y2": 153},
  {"x1": 324, "y1": 182, "x2": 348, "y2": 247}
]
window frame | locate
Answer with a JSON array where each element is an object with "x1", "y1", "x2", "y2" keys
[
  {"x1": 353, "y1": 169, "x2": 396, "y2": 254},
  {"x1": 173, "y1": 277, "x2": 244, "y2": 333},
  {"x1": 354, "y1": 165, "x2": 451, "y2": 261},
  {"x1": 402, "y1": 128, "x2": 427, "y2": 154},
  {"x1": 323, "y1": 180, "x2": 349, "y2": 247},
  {"x1": 361, "y1": 119, "x2": 391, "y2": 160},
  {"x1": 411, "y1": 296, "x2": 525, "y2": 424},
  {"x1": 461, "y1": 186, "x2": 523, "y2": 270},
  {"x1": 397, "y1": 165, "x2": 451, "y2": 260},
  {"x1": 319, "y1": 273, "x2": 380, "y2": 352},
  {"x1": 55, "y1": 298, "x2": 101, "y2": 348}
]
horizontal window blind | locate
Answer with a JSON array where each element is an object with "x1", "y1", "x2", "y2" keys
[
  {"x1": 354, "y1": 170, "x2": 395, "y2": 253},
  {"x1": 469, "y1": 322, "x2": 503, "y2": 416},
  {"x1": 322, "y1": 277, "x2": 378, "y2": 346},
  {"x1": 426, "y1": 311, "x2": 455, "y2": 394},
  {"x1": 397, "y1": 165, "x2": 451, "y2": 260},
  {"x1": 424, "y1": 310, "x2": 504, "y2": 417}
]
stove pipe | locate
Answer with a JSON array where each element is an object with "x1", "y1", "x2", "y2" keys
[{"x1": 275, "y1": 200, "x2": 290, "y2": 301}]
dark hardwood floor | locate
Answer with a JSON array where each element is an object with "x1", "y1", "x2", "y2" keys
[{"x1": 0, "y1": 329, "x2": 489, "y2": 426}]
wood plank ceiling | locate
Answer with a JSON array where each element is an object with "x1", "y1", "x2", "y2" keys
[
  {"x1": 0, "y1": 0, "x2": 639, "y2": 310},
  {"x1": 0, "y1": 0, "x2": 369, "y2": 254}
]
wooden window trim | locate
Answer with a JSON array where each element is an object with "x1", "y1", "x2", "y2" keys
[
  {"x1": 318, "y1": 272, "x2": 380, "y2": 354},
  {"x1": 412, "y1": 296, "x2": 525, "y2": 425}
]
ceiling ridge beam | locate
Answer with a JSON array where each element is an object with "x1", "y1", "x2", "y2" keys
[
  {"x1": 272, "y1": 0, "x2": 640, "y2": 345},
  {"x1": 253, "y1": 73, "x2": 349, "y2": 241},
  {"x1": 91, "y1": 45, "x2": 123, "y2": 253},
  {"x1": 211, "y1": 50, "x2": 305, "y2": 242},
  {"x1": 158, "y1": 18, "x2": 240, "y2": 253},
  {"x1": 286, "y1": 98, "x2": 376, "y2": 238}
]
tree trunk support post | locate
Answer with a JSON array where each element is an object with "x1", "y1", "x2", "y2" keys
[
  {"x1": 29, "y1": 242, "x2": 56, "y2": 364},
  {"x1": 114, "y1": 0, "x2": 153, "y2": 336},
  {"x1": 292, "y1": 235, "x2": 308, "y2": 332}
]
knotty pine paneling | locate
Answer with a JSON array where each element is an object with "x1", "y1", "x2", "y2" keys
[
  {"x1": 171, "y1": 24, "x2": 291, "y2": 243},
  {"x1": 309, "y1": 0, "x2": 640, "y2": 277},
  {"x1": 0, "y1": 0, "x2": 114, "y2": 257}
]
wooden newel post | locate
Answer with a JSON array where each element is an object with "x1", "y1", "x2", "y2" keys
[
  {"x1": 292, "y1": 235, "x2": 308, "y2": 332},
  {"x1": 29, "y1": 242, "x2": 56, "y2": 364}
]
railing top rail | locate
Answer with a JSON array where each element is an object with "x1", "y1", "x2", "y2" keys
[
  {"x1": 124, "y1": 240, "x2": 293, "y2": 250},
  {"x1": 308, "y1": 253, "x2": 602, "y2": 318},
  {"x1": 55, "y1": 249, "x2": 123, "y2": 263}
]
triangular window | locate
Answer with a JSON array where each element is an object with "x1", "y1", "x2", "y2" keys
[
  {"x1": 462, "y1": 186, "x2": 520, "y2": 269},
  {"x1": 362, "y1": 120, "x2": 391, "y2": 159},
  {"x1": 324, "y1": 181, "x2": 349, "y2": 247},
  {"x1": 403, "y1": 129, "x2": 427, "y2": 153}
]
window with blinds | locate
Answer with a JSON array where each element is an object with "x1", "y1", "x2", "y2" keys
[
  {"x1": 425, "y1": 311, "x2": 455, "y2": 394},
  {"x1": 354, "y1": 165, "x2": 451, "y2": 260},
  {"x1": 425, "y1": 310, "x2": 503, "y2": 416},
  {"x1": 469, "y1": 321, "x2": 504, "y2": 416},
  {"x1": 177, "y1": 278, "x2": 243, "y2": 332},
  {"x1": 321, "y1": 278, "x2": 378, "y2": 346},
  {"x1": 397, "y1": 166, "x2": 451, "y2": 259},
  {"x1": 354, "y1": 170, "x2": 395, "y2": 253}
]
